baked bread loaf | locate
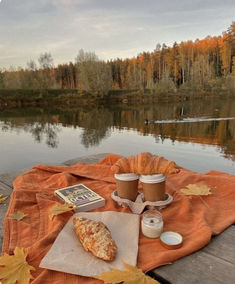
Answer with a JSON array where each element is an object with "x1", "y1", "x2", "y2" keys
[
  {"x1": 73, "y1": 217, "x2": 117, "y2": 261},
  {"x1": 111, "y1": 152, "x2": 179, "y2": 175}
]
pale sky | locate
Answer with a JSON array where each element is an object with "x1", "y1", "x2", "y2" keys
[{"x1": 0, "y1": 0, "x2": 234, "y2": 69}]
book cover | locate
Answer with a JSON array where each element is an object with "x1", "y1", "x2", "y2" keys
[{"x1": 54, "y1": 183, "x2": 105, "y2": 212}]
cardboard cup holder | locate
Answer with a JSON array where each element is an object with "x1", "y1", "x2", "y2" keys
[{"x1": 111, "y1": 190, "x2": 173, "y2": 214}]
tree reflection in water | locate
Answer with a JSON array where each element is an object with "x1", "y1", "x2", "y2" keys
[
  {"x1": 0, "y1": 111, "x2": 61, "y2": 148},
  {"x1": 79, "y1": 108, "x2": 113, "y2": 148},
  {"x1": 29, "y1": 122, "x2": 60, "y2": 148},
  {"x1": 0, "y1": 97, "x2": 235, "y2": 161}
]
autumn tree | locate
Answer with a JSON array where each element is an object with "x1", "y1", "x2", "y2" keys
[
  {"x1": 0, "y1": 69, "x2": 4, "y2": 88},
  {"x1": 154, "y1": 70, "x2": 176, "y2": 94},
  {"x1": 37, "y1": 52, "x2": 55, "y2": 92},
  {"x1": 190, "y1": 55, "x2": 214, "y2": 90},
  {"x1": 75, "y1": 49, "x2": 112, "y2": 96},
  {"x1": 108, "y1": 59, "x2": 122, "y2": 89},
  {"x1": 56, "y1": 63, "x2": 77, "y2": 89},
  {"x1": 232, "y1": 57, "x2": 235, "y2": 75},
  {"x1": 24, "y1": 60, "x2": 41, "y2": 89},
  {"x1": 2, "y1": 66, "x2": 21, "y2": 89},
  {"x1": 220, "y1": 23, "x2": 234, "y2": 75},
  {"x1": 167, "y1": 42, "x2": 180, "y2": 85}
]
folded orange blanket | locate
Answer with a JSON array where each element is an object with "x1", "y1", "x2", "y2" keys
[{"x1": 2, "y1": 154, "x2": 235, "y2": 283}]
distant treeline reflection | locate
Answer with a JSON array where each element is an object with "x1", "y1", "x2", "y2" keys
[{"x1": 0, "y1": 97, "x2": 235, "y2": 160}]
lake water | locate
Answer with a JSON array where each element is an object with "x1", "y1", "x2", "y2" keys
[{"x1": 0, "y1": 96, "x2": 235, "y2": 175}]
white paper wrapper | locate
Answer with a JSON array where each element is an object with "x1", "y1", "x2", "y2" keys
[{"x1": 40, "y1": 211, "x2": 140, "y2": 277}]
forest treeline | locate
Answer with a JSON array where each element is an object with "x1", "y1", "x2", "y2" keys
[{"x1": 0, "y1": 22, "x2": 235, "y2": 97}]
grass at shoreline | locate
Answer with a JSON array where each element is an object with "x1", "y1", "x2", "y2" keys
[{"x1": 0, "y1": 88, "x2": 234, "y2": 108}]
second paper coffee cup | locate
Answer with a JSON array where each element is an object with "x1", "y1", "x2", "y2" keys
[
  {"x1": 140, "y1": 174, "x2": 166, "y2": 202},
  {"x1": 115, "y1": 173, "x2": 139, "y2": 201}
]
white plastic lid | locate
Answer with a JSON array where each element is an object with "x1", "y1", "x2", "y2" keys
[
  {"x1": 140, "y1": 174, "x2": 166, "y2": 184},
  {"x1": 114, "y1": 173, "x2": 139, "y2": 181},
  {"x1": 160, "y1": 231, "x2": 183, "y2": 246}
]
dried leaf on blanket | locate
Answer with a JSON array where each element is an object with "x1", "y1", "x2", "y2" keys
[
  {"x1": 94, "y1": 263, "x2": 159, "y2": 284},
  {"x1": 49, "y1": 203, "x2": 77, "y2": 220},
  {"x1": 9, "y1": 211, "x2": 27, "y2": 221},
  {"x1": 180, "y1": 184, "x2": 212, "y2": 196},
  {"x1": 0, "y1": 247, "x2": 35, "y2": 284}
]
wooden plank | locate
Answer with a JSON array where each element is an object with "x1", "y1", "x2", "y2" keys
[
  {"x1": 154, "y1": 251, "x2": 235, "y2": 284},
  {"x1": 153, "y1": 226, "x2": 235, "y2": 284},
  {"x1": 63, "y1": 153, "x2": 109, "y2": 166},
  {"x1": 0, "y1": 181, "x2": 12, "y2": 251},
  {"x1": 0, "y1": 180, "x2": 12, "y2": 192},
  {"x1": 203, "y1": 226, "x2": 235, "y2": 264},
  {"x1": 0, "y1": 168, "x2": 30, "y2": 188}
]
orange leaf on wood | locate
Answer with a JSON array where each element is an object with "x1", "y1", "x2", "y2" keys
[{"x1": 0, "y1": 194, "x2": 8, "y2": 204}]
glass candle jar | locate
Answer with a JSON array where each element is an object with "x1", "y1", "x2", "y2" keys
[{"x1": 141, "y1": 210, "x2": 163, "y2": 238}]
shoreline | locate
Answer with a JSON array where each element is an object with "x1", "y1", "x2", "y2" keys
[{"x1": 0, "y1": 88, "x2": 234, "y2": 109}]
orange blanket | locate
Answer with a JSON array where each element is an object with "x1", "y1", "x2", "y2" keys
[{"x1": 2, "y1": 154, "x2": 235, "y2": 283}]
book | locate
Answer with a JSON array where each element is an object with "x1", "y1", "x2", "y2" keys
[{"x1": 54, "y1": 183, "x2": 105, "y2": 212}]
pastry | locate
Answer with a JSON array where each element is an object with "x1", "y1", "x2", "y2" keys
[
  {"x1": 73, "y1": 217, "x2": 117, "y2": 261},
  {"x1": 111, "y1": 152, "x2": 179, "y2": 175}
]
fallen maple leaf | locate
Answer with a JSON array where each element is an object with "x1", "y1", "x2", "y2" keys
[
  {"x1": 49, "y1": 203, "x2": 77, "y2": 220},
  {"x1": 180, "y1": 184, "x2": 212, "y2": 196},
  {"x1": 94, "y1": 263, "x2": 159, "y2": 284},
  {"x1": 9, "y1": 211, "x2": 27, "y2": 221},
  {"x1": 0, "y1": 247, "x2": 35, "y2": 284},
  {"x1": 0, "y1": 194, "x2": 8, "y2": 204}
]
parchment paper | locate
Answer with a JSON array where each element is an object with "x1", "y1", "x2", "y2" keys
[{"x1": 40, "y1": 211, "x2": 140, "y2": 277}]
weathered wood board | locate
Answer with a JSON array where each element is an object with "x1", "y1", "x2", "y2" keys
[
  {"x1": 0, "y1": 168, "x2": 30, "y2": 249},
  {"x1": 63, "y1": 153, "x2": 109, "y2": 166},
  {"x1": 153, "y1": 226, "x2": 235, "y2": 284}
]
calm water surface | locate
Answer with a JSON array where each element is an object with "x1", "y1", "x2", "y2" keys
[{"x1": 0, "y1": 96, "x2": 235, "y2": 175}]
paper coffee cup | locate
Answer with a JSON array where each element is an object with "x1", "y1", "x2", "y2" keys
[
  {"x1": 140, "y1": 174, "x2": 166, "y2": 202},
  {"x1": 115, "y1": 173, "x2": 139, "y2": 201}
]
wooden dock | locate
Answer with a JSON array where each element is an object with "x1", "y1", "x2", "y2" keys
[{"x1": 0, "y1": 154, "x2": 235, "y2": 284}]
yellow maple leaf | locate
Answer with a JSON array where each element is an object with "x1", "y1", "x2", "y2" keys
[
  {"x1": 9, "y1": 211, "x2": 27, "y2": 221},
  {"x1": 0, "y1": 247, "x2": 35, "y2": 284},
  {"x1": 180, "y1": 184, "x2": 212, "y2": 196},
  {"x1": 0, "y1": 194, "x2": 8, "y2": 204},
  {"x1": 94, "y1": 263, "x2": 160, "y2": 284},
  {"x1": 49, "y1": 203, "x2": 77, "y2": 220}
]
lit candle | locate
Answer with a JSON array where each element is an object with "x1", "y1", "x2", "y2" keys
[{"x1": 141, "y1": 210, "x2": 163, "y2": 238}]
